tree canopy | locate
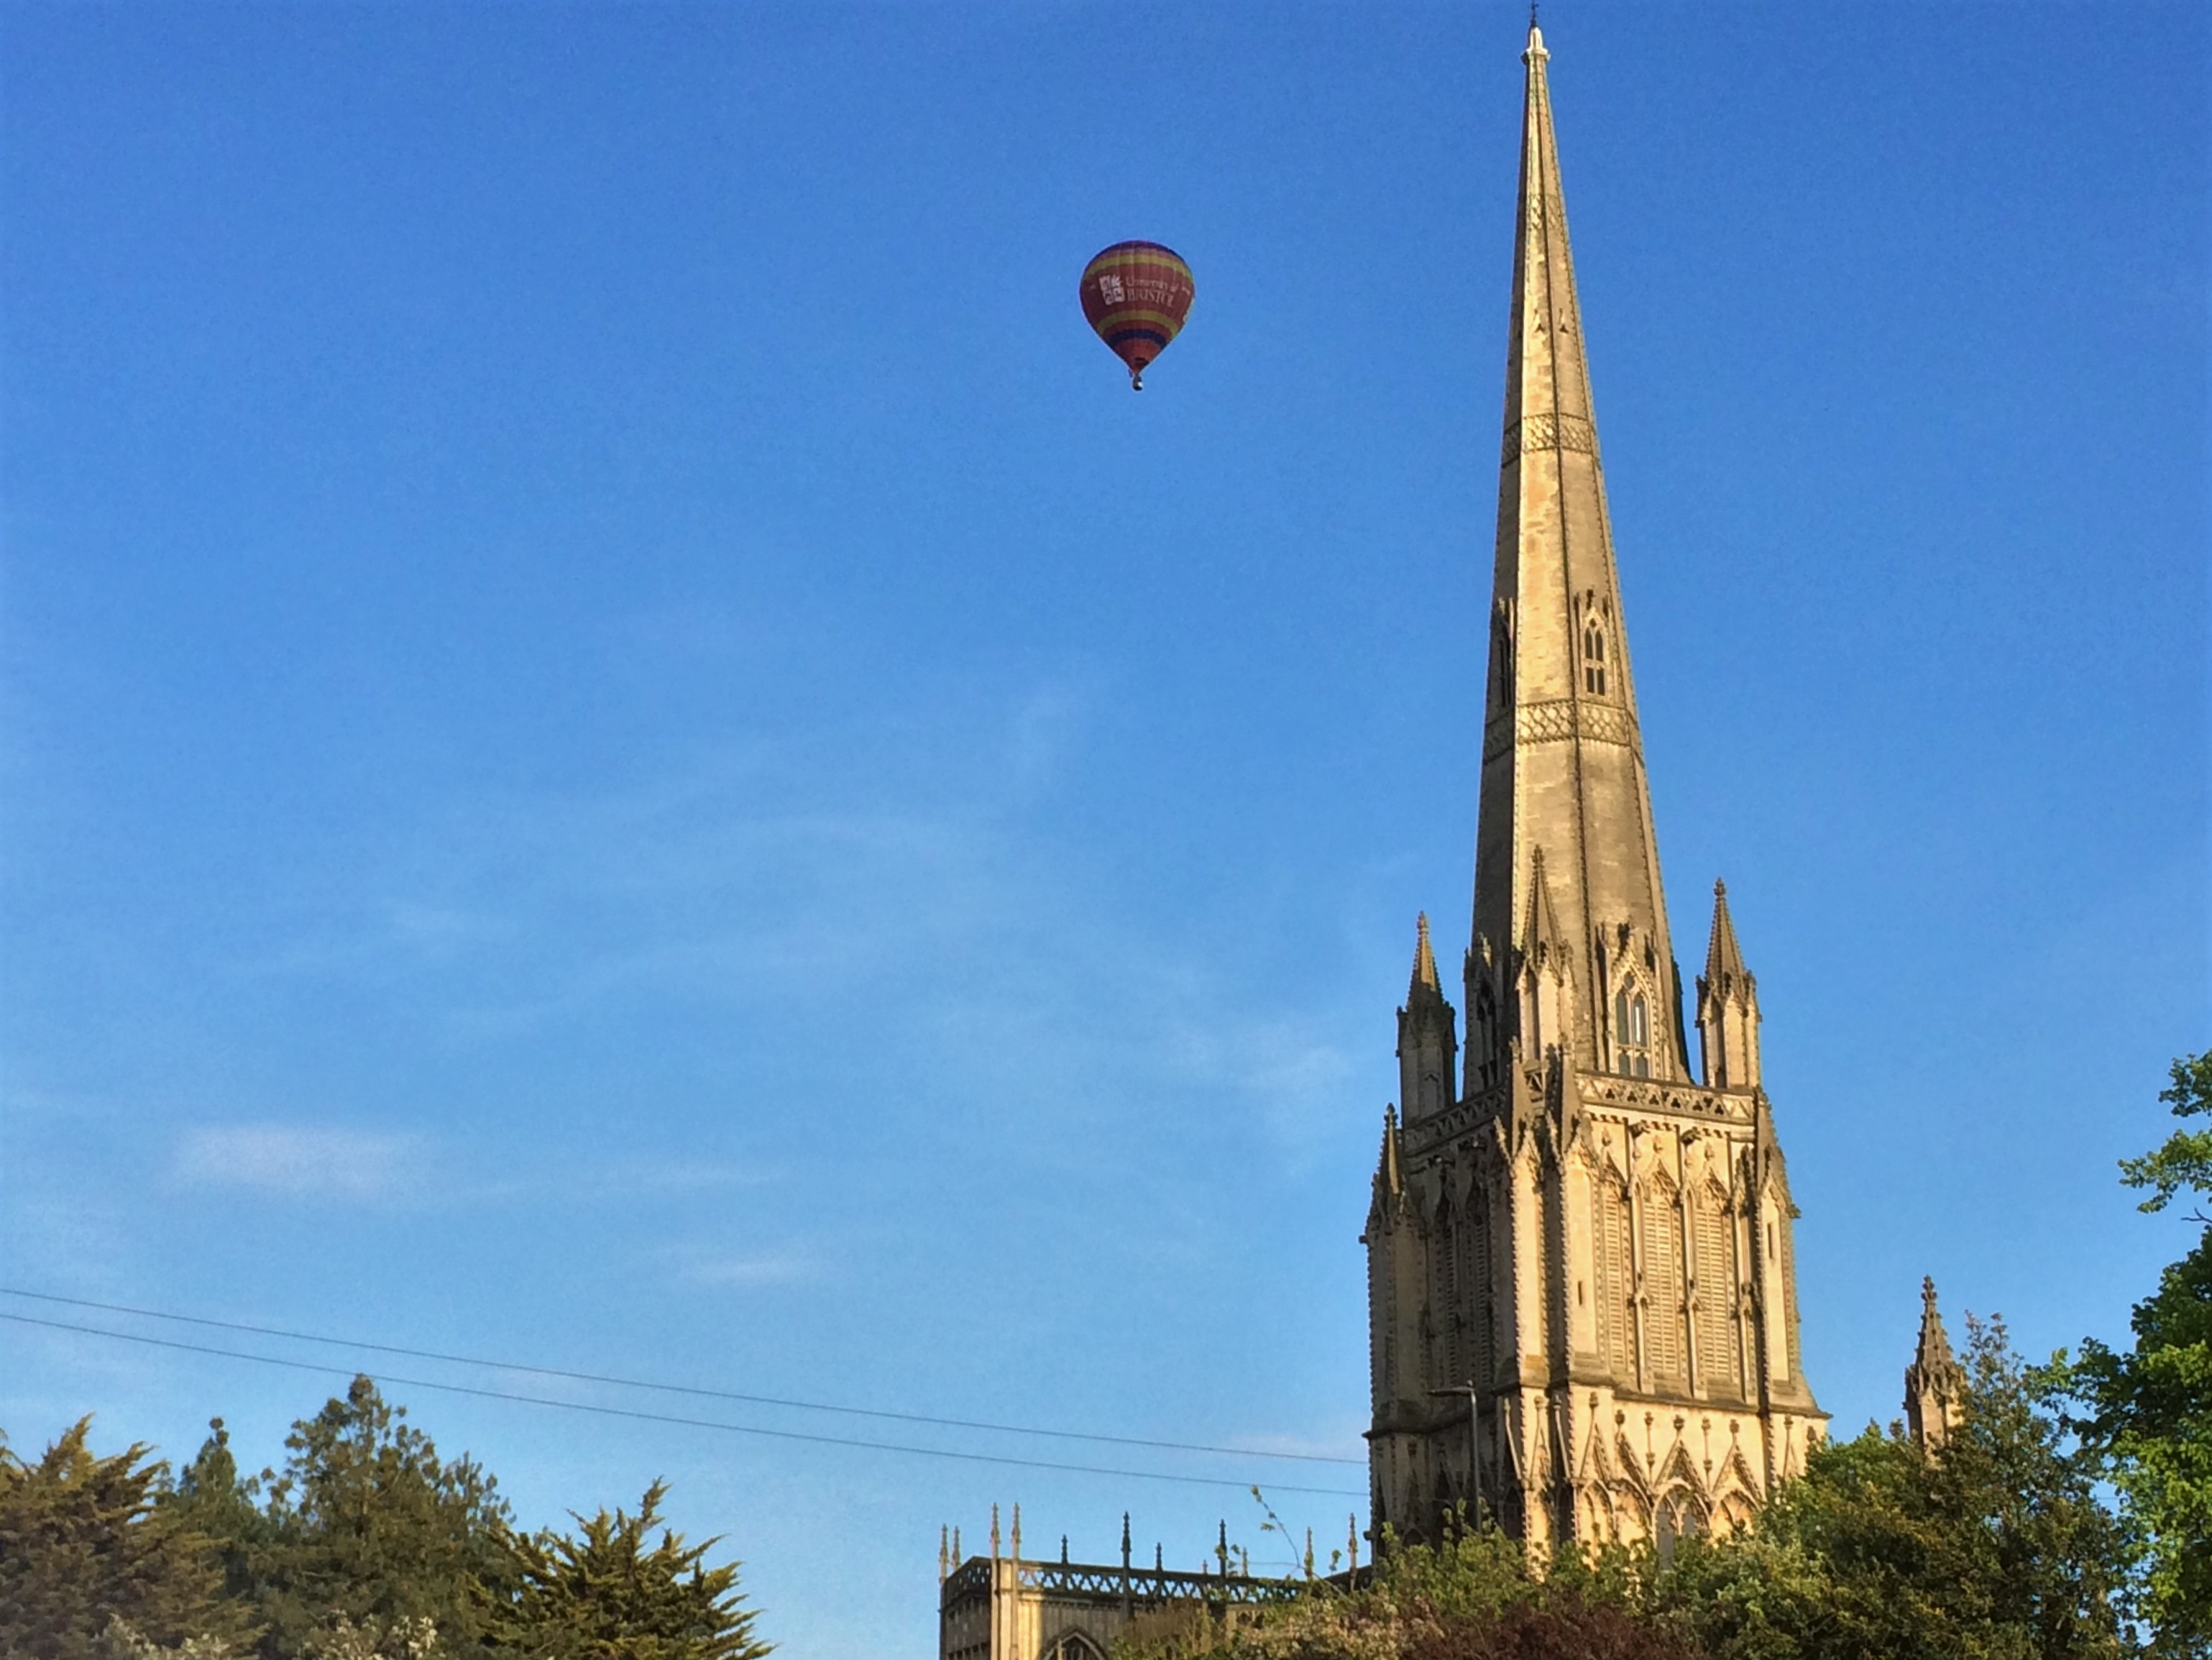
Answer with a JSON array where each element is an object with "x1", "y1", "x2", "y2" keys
[
  {"x1": 1116, "y1": 1317, "x2": 2135, "y2": 1660},
  {"x1": 488, "y1": 1480, "x2": 771, "y2": 1660},
  {"x1": 1, "y1": 1380, "x2": 769, "y2": 1660},
  {"x1": 0, "y1": 1418, "x2": 254, "y2": 1660},
  {"x1": 2046, "y1": 1050, "x2": 2212, "y2": 1657}
]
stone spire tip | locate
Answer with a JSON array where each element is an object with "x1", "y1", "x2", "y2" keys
[
  {"x1": 1914, "y1": 1278, "x2": 1958, "y2": 1367},
  {"x1": 1906, "y1": 1275, "x2": 1966, "y2": 1446},
  {"x1": 1705, "y1": 879, "x2": 1748, "y2": 981},
  {"x1": 1410, "y1": 912, "x2": 1441, "y2": 994}
]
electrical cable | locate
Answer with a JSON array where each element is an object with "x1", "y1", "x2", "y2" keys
[
  {"x1": 0, "y1": 1310, "x2": 1367, "y2": 1499},
  {"x1": 0, "y1": 1285, "x2": 1361, "y2": 1468}
]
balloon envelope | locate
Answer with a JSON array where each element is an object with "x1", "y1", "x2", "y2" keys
[{"x1": 1080, "y1": 242, "x2": 1195, "y2": 389}]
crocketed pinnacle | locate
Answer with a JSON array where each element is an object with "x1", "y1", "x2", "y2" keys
[
  {"x1": 1706, "y1": 879, "x2": 1748, "y2": 983},
  {"x1": 1914, "y1": 1277, "x2": 1959, "y2": 1372},
  {"x1": 1521, "y1": 847, "x2": 1571, "y2": 964},
  {"x1": 1410, "y1": 912, "x2": 1441, "y2": 996},
  {"x1": 1905, "y1": 1276, "x2": 1968, "y2": 1448}
]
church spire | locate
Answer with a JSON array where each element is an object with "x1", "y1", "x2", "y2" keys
[
  {"x1": 1470, "y1": 20, "x2": 1681, "y2": 1083},
  {"x1": 1366, "y1": 23, "x2": 1826, "y2": 1556}
]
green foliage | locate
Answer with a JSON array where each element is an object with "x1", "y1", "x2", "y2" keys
[
  {"x1": 0, "y1": 1417, "x2": 254, "y2": 1660},
  {"x1": 165, "y1": 1418, "x2": 272, "y2": 1613},
  {"x1": 96, "y1": 1618, "x2": 242, "y2": 1660},
  {"x1": 245, "y1": 1377, "x2": 517, "y2": 1659},
  {"x1": 2045, "y1": 1051, "x2": 2212, "y2": 1657},
  {"x1": 1661, "y1": 1314, "x2": 2129, "y2": 1660},
  {"x1": 2119, "y1": 1054, "x2": 2212, "y2": 1219},
  {"x1": 295, "y1": 1615, "x2": 442, "y2": 1660},
  {"x1": 485, "y1": 1480, "x2": 770, "y2": 1660},
  {"x1": 1110, "y1": 1525, "x2": 1669, "y2": 1660},
  {"x1": 1400, "y1": 1597, "x2": 1706, "y2": 1660},
  {"x1": 6, "y1": 1382, "x2": 772, "y2": 1660},
  {"x1": 1123, "y1": 1319, "x2": 2127, "y2": 1660}
]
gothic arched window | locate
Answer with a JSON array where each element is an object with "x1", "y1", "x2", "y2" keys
[
  {"x1": 1639, "y1": 1175, "x2": 1686, "y2": 1384},
  {"x1": 1613, "y1": 985, "x2": 1651, "y2": 1078},
  {"x1": 1582, "y1": 614, "x2": 1609, "y2": 695},
  {"x1": 1654, "y1": 1490, "x2": 1706, "y2": 1564},
  {"x1": 1693, "y1": 1183, "x2": 1739, "y2": 1398}
]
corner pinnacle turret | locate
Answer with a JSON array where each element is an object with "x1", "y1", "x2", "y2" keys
[
  {"x1": 1410, "y1": 912, "x2": 1440, "y2": 996},
  {"x1": 1906, "y1": 1278, "x2": 1968, "y2": 1448},
  {"x1": 1706, "y1": 881, "x2": 1748, "y2": 983},
  {"x1": 1399, "y1": 914, "x2": 1458, "y2": 1122},
  {"x1": 1697, "y1": 880, "x2": 1762, "y2": 1090}
]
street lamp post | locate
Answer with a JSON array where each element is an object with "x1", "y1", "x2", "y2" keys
[{"x1": 1428, "y1": 1381, "x2": 1483, "y2": 1529}]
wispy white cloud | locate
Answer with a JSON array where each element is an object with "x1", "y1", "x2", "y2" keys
[
  {"x1": 172, "y1": 1124, "x2": 416, "y2": 1200},
  {"x1": 232, "y1": 670, "x2": 1368, "y2": 1178},
  {"x1": 683, "y1": 1253, "x2": 818, "y2": 1288}
]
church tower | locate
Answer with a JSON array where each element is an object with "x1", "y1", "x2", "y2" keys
[{"x1": 1362, "y1": 25, "x2": 1826, "y2": 1552}]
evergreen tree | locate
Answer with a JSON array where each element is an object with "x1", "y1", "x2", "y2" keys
[
  {"x1": 163, "y1": 1418, "x2": 271, "y2": 1615},
  {"x1": 0, "y1": 1418, "x2": 252, "y2": 1659},
  {"x1": 485, "y1": 1480, "x2": 769, "y2": 1660},
  {"x1": 249, "y1": 1377, "x2": 516, "y2": 1660}
]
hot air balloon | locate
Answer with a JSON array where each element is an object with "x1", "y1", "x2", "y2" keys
[{"x1": 1080, "y1": 241, "x2": 1195, "y2": 390}]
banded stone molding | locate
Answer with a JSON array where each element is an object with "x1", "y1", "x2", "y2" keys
[
  {"x1": 1501, "y1": 411, "x2": 1598, "y2": 466},
  {"x1": 1581, "y1": 1076, "x2": 1753, "y2": 1124},
  {"x1": 1482, "y1": 697, "x2": 1640, "y2": 761}
]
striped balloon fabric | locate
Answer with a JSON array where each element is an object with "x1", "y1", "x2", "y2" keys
[{"x1": 1079, "y1": 241, "x2": 1196, "y2": 390}]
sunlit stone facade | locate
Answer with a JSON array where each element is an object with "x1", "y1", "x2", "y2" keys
[{"x1": 1362, "y1": 26, "x2": 1828, "y2": 1553}]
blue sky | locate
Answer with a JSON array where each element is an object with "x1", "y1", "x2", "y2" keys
[{"x1": 1, "y1": 1, "x2": 2205, "y2": 1654}]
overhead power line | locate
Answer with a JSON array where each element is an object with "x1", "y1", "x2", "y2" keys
[
  {"x1": 0, "y1": 1292, "x2": 1367, "y2": 1494},
  {"x1": 1, "y1": 1312, "x2": 1362, "y2": 1498},
  {"x1": 0, "y1": 1286, "x2": 1359, "y2": 1469}
]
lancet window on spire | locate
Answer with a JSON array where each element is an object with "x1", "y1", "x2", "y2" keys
[
  {"x1": 1613, "y1": 982, "x2": 1650, "y2": 1078},
  {"x1": 1577, "y1": 592, "x2": 1612, "y2": 697}
]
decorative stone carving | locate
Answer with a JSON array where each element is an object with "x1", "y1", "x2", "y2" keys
[{"x1": 1500, "y1": 410, "x2": 1599, "y2": 466}]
